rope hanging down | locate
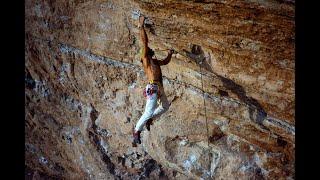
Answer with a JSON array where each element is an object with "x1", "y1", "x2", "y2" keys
[
  {"x1": 156, "y1": 47, "x2": 211, "y2": 147},
  {"x1": 198, "y1": 58, "x2": 210, "y2": 148}
]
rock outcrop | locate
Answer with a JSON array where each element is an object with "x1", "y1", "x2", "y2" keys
[{"x1": 25, "y1": 0, "x2": 294, "y2": 179}]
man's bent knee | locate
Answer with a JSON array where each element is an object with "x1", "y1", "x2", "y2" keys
[
  {"x1": 138, "y1": 106, "x2": 155, "y2": 122},
  {"x1": 142, "y1": 111, "x2": 154, "y2": 120}
]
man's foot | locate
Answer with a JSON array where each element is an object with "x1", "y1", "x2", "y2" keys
[
  {"x1": 132, "y1": 131, "x2": 141, "y2": 147},
  {"x1": 146, "y1": 118, "x2": 154, "y2": 131}
]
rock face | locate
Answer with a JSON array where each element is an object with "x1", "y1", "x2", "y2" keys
[{"x1": 25, "y1": 0, "x2": 294, "y2": 179}]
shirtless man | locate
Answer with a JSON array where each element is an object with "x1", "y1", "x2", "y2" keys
[{"x1": 133, "y1": 16, "x2": 174, "y2": 146}]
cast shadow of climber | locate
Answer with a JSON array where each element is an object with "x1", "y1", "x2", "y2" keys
[
  {"x1": 217, "y1": 74, "x2": 268, "y2": 130},
  {"x1": 183, "y1": 44, "x2": 268, "y2": 130}
]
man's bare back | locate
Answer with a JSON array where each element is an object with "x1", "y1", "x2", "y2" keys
[
  {"x1": 139, "y1": 16, "x2": 173, "y2": 84},
  {"x1": 143, "y1": 57, "x2": 162, "y2": 82}
]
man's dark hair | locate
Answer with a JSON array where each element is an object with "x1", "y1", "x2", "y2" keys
[{"x1": 147, "y1": 47, "x2": 155, "y2": 57}]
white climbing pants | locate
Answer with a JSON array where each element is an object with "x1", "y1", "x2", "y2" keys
[{"x1": 134, "y1": 84, "x2": 170, "y2": 132}]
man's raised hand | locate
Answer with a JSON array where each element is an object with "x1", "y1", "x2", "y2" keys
[{"x1": 168, "y1": 48, "x2": 176, "y2": 54}]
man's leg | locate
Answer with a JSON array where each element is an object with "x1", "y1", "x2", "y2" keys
[
  {"x1": 133, "y1": 93, "x2": 158, "y2": 146},
  {"x1": 134, "y1": 93, "x2": 158, "y2": 132},
  {"x1": 151, "y1": 87, "x2": 170, "y2": 118},
  {"x1": 145, "y1": 92, "x2": 169, "y2": 131}
]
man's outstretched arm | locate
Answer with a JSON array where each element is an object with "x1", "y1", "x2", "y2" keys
[
  {"x1": 158, "y1": 49, "x2": 174, "y2": 66},
  {"x1": 139, "y1": 16, "x2": 149, "y2": 64}
]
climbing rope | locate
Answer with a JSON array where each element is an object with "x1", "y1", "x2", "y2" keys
[
  {"x1": 155, "y1": 47, "x2": 211, "y2": 147},
  {"x1": 198, "y1": 58, "x2": 210, "y2": 148}
]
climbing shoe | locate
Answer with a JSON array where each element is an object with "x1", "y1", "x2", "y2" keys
[
  {"x1": 146, "y1": 118, "x2": 154, "y2": 131},
  {"x1": 132, "y1": 131, "x2": 141, "y2": 147}
]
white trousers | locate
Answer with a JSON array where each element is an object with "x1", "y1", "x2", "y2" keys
[{"x1": 134, "y1": 84, "x2": 170, "y2": 132}]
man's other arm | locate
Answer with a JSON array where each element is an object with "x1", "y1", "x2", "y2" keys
[{"x1": 158, "y1": 49, "x2": 174, "y2": 66}]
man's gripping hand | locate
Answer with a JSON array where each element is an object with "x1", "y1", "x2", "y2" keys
[{"x1": 168, "y1": 48, "x2": 177, "y2": 55}]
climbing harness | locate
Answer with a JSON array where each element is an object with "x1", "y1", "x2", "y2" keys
[
  {"x1": 143, "y1": 82, "x2": 160, "y2": 99},
  {"x1": 149, "y1": 80, "x2": 162, "y2": 86}
]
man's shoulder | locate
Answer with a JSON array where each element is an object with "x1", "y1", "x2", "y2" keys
[
  {"x1": 141, "y1": 57, "x2": 150, "y2": 67},
  {"x1": 141, "y1": 57, "x2": 149, "y2": 62},
  {"x1": 141, "y1": 57, "x2": 148, "y2": 61}
]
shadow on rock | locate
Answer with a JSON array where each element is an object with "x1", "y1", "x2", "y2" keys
[
  {"x1": 183, "y1": 44, "x2": 268, "y2": 130},
  {"x1": 217, "y1": 74, "x2": 268, "y2": 129},
  {"x1": 183, "y1": 44, "x2": 213, "y2": 73}
]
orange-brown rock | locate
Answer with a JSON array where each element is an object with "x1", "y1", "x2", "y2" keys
[{"x1": 25, "y1": 0, "x2": 294, "y2": 179}]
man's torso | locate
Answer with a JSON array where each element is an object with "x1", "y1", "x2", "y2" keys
[{"x1": 143, "y1": 58, "x2": 163, "y2": 83}]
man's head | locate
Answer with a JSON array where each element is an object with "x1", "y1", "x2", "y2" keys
[{"x1": 147, "y1": 47, "x2": 155, "y2": 58}]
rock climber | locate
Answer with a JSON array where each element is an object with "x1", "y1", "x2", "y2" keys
[{"x1": 132, "y1": 15, "x2": 174, "y2": 146}]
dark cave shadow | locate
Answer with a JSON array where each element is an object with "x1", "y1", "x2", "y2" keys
[
  {"x1": 184, "y1": 44, "x2": 268, "y2": 130},
  {"x1": 183, "y1": 45, "x2": 214, "y2": 74},
  {"x1": 145, "y1": 23, "x2": 156, "y2": 35}
]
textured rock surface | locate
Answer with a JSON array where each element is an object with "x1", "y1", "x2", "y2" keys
[{"x1": 25, "y1": 0, "x2": 294, "y2": 179}]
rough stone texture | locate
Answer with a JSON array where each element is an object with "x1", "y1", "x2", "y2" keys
[{"x1": 25, "y1": 0, "x2": 294, "y2": 179}]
